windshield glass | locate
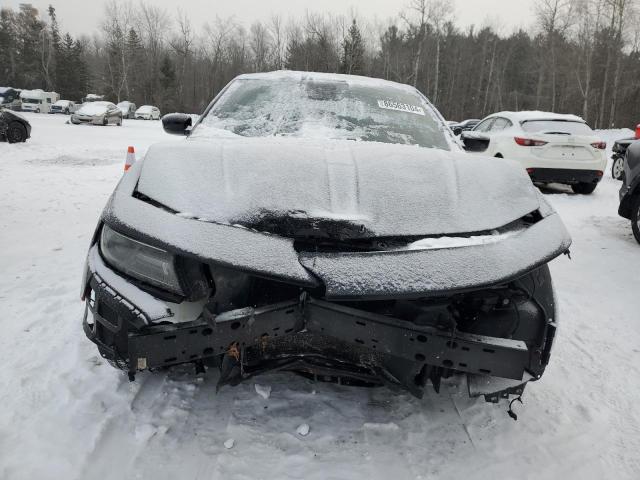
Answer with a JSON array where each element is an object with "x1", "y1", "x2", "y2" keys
[
  {"x1": 521, "y1": 120, "x2": 594, "y2": 135},
  {"x1": 23, "y1": 98, "x2": 40, "y2": 104},
  {"x1": 193, "y1": 77, "x2": 450, "y2": 149}
]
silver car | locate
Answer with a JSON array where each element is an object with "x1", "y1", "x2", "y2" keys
[
  {"x1": 117, "y1": 101, "x2": 137, "y2": 119},
  {"x1": 71, "y1": 101, "x2": 122, "y2": 126}
]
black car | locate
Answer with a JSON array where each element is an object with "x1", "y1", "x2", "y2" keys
[
  {"x1": 611, "y1": 131, "x2": 639, "y2": 180},
  {"x1": 0, "y1": 108, "x2": 31, "y2": 143},
  {"x1": 80, "y1": 71, "x2": 571, "y2": 405},
  {"x1": 451, "y1": 118, "x2": 481, "y2": 136},
  {"x1": 618, "y1": 141, "x2": 640, "y2": 243}
]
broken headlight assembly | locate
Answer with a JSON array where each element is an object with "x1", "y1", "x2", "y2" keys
[{"x1": 99, "y1": 224, "x2": 184, "y2": 296}]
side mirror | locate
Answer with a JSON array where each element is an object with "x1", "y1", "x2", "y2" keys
[
  {"x1": 162, "y1": 113, "x2": 192, "y2": 136},
  {"x1": 452, "y1": 126, "x2": 463, "y2": 136}
]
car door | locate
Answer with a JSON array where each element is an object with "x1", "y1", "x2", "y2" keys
[
  {"x1": 461, "y1": 118, "x2": 495, "y2": 153},
  {"x1": 108, "y1": 105, "x2": 119, "y2": 123},
  {"x1": 485, "y1": 117, "x2": 512, "y2": 156}
]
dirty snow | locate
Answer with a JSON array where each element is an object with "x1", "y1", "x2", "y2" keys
[{"x1": 0, "y1": 114, "x2": 639, "y2": 480}]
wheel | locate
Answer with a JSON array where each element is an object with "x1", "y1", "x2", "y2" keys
[
  {"x1": 632, "y1": 195, "x2": 640, "y2": 245},
  {"x1": 103, "y1": 117, "x2": 108, "y2": 126},
  {"x1": 612, "y1": 156, "x2": 625, "y2": 181},
  {"x1": 36, "y1": 108, "x2": 40, "y2": 113},
  {"x1": 571, "y1": 182, "x2": 598, "y2": 195},
  {"x1": 117, "y1": 118, "x2": 122, "y2": 126},
  {"x1": 6, "y1": 122, "x2": 27, "y2": 143},
  {"x1": 64, "y1": 108, "x2": 69, "y2": 115}
]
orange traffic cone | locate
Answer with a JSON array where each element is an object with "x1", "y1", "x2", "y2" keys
[{"x1": 124, "y1": 146, "x2": 136, "y2": 171}]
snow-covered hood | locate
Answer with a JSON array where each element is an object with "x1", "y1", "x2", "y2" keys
[
  {"x1": 135, "y1": 137, "x2": 541, "y2": 238},
  {"x1": 103, "y1": 136, "x2": 571, "y2": 296},
  {"x1": 77, "y1": 104, "x2": 109, "y2": 116}
]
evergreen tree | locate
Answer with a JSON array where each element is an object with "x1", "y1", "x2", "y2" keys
[
  {"x1": 126, "y1": 29, "x2": 144, "y2": 101},
  {"x1": 159, "y1": 55, "x2": 177, "y2": 110},
  {"x1": 48, "y1": 5, "x2": 61, "y2": 90},
  {"x1": 0, "y1": 9, "x2": 17, "y2": 85},
  {"x1": 71, "y1": 39, "x2": 89, "y2": 100},
  {"x1": 15, "y1": 4, "x2": 45, "y2": 88},
  {"x1": 341, "y1": 20, "x2": 364, "y2": 75}
]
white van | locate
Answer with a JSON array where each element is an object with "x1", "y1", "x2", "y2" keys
[{"x1": 19, "y1": 89, "x2": 60, "y2": 113}]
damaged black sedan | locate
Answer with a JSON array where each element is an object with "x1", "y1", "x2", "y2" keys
[{"x1": 81, "y1": 71, "x2": 571, "y2": 403}]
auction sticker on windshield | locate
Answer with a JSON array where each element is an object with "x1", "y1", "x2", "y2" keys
[{"x1": 377, "y1": 100, "x2": 425, "y2": 116}]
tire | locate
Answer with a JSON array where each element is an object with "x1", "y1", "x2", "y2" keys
[
  {"x1": 117, "y1": 118, "x2": 122, "y2": 126},
  {"x1": 103, "y1": 117, "x2": 108, "y2": 126},
  {"x1": 632, "y1": 195, "x2": 640, "y2": 245},
  {"x1": 612, "y1": 156, "x2": 625, "y2": 181},
  {"x1": 36, "y1": 108, "x2": 40, "y2": 113},
  {"x1": 571, "y1": 182, "x2": 598, "y2": 195},
  {"x1": 6, "y1": 122, "x2": 27, "y2": 143}
]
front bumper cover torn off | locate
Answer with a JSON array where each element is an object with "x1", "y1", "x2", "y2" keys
[{"x1": 83, "y1": 267, "x2": 551, "y2": 401}]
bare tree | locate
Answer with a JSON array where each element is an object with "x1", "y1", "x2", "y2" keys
[
  {"x1": 169, "y1": 9, "x2": 193, "y2": 110},
  {"x1": 250, "y1": 21, "x2": 271, "y2": 71},
  {"x1": 535, "y1": 0, "x2": 575, "y2": 111},
  {"x1": 269, "y1": 15, "x2": 285, "y2": 70}
]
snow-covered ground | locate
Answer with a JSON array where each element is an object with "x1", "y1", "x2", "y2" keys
[{"x1": 0, "y1": 114, "x2": 639, "y2": 480}]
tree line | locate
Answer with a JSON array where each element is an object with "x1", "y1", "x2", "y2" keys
[{"x1": 0, "y1": 0, "x2": 639, "y2": 128}]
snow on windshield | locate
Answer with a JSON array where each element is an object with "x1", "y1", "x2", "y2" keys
[
  {"x1": 521, "y1": 120, "x2": 594, "y2": 135},
  {"x1": 137, "y1": 106, "x2": 153, "y2": 113},
  {"x1": 77, "y1": 103, "x2": 111, "y2": 115},
  {"x1": 193, "y1": 78, "x2": 450, "y2": 149},
  {"x1": 53, "y1": 100, "x2": 70, "y2": 107}
]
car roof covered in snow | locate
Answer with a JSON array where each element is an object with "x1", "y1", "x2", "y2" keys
[
  {"x1": 489, "y1": 111, "x2": 587, "y2": 123},
  {"x1": 236, "y1": 70, "x2": 421, "y2": 94}
]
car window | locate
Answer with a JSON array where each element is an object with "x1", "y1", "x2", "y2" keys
[
  {"x1": 490, "y1": 118, "x2": 511, "y2": 131},
  {"x1": 194, "y1": 77, "x2": 451, "y2": 150},
  {"x1": 473, "y1": 118, "x2": 494, "y2": 132},
  {"x1": 521, "y1": 120, "x2": 594, "y2": 135}
]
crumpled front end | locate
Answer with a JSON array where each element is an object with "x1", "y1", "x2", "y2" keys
[
  {"x1": 81, "y1": 142, "x2": 571, "y2": 402},
  {"x1": 82, "y1": 236, "x2": 559, "y2": 401}
]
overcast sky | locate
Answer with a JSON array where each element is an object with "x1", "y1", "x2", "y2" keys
[{"x1": 6, "y1": 0, "x2": 534, "y2": 36}]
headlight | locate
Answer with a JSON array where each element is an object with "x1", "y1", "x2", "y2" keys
[{"x1": 100, "y1": 225, "x2": 183, "y2": 295}]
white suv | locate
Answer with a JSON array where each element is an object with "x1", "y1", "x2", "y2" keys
[{"x1": 461, "y1": 111, "x2": 607, "y2": 194}]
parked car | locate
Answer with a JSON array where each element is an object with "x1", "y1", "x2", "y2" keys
[
  {"x1": 71, "y1": 101, "x2": 122, "y2": 126},
  {"x1": 117, "y1": 101, "x2": 137, "y2": 119},
  {"x1": 618, "y1": 141, "x2": 640, "y2": 244},
  {"x1": 19, "y1": 89, "x2": 60, "y2": 113},
  {"x1": 451, "y1": 118, "x2": 481, "y2": 135},
  {"x1": 81, "y1": 71, "x2": 571, "y2": 405},
  {"x1": 82, "y1": 93, "x2": 104, "y2": 103},
  {"x1": 0, "y1": 107, "x2": 31, "y2": 143},
  {"x1": 610, "y1": 124, "x2": 640, "y2": 181},
  {"x1": 461, "y1": 111, "x2": 607, "y2": 194},
  {"x1": 0, "y1": 87, "x2": 22, "y2": 110},
  {"x1": 49, "y1": 100, "x2": 76, "y2": 115},
  {"x1": 135, "y1": 105, "x2": 161, "y2": 120}
]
